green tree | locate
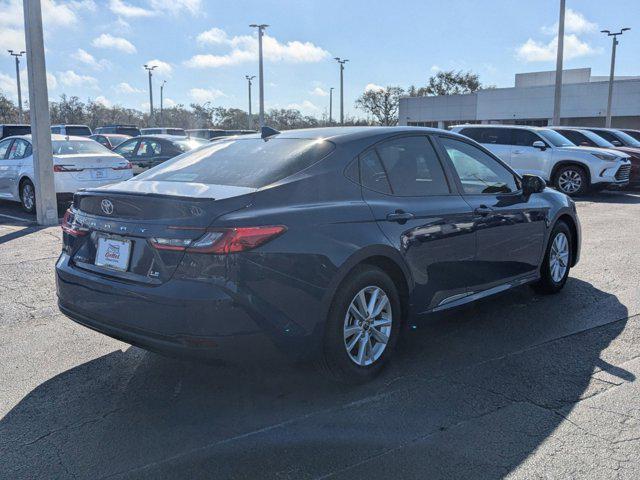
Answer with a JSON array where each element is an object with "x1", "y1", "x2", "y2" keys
[{"x1": 411, "y1": 70, "x2": 482, "y2": 97}]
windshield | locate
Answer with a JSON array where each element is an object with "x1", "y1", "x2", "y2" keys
[
  {"x1": 53, "y1": 139, "x2": 111, "y2": 155},
  {"x1": 579, "y1": 130, "x2": 616, "y2": 148},
  {"x1": 612, "y1": 130, "x2": 640, "y2": 148},
  {"x1": 538, "y1": 129, "x2": 575, "y2": 147},
  {"x1": 135, "y1": 138, "x2": 335, "y2": 188}
]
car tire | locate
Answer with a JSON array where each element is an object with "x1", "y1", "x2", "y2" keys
[
  {"x1": 532, "y1": 221, "x2": 572, "y2": 295},
  {"x1": 20, "y1": 179, "x2": 36, "y2": 214},
  {"x1": 553, "y1": 165, "x2": 589, "y2": 196},
  {"x1": 317, "y1": 265, "x2": 401, "y2": 384}
]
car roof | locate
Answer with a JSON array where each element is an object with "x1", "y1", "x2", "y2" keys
[
  {"x1": 451, "y1": 124, "x2": 550, "y2": 131},
  {"x1": 135, "y1": 134, "x2": 189, "y2": 141},
  {"x1": 3, "y1": 134, "x2": 96, "y2": 142},
  {"x1": 51, "y1": 124, "x2": 90, "y2": 127}
]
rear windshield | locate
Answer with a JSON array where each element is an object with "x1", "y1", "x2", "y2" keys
[
  {"x1": 135, "y1": 138, "x2": 336, "y2": 188},
  {"x1": 65, "y1": 126, "x2": 92, "y2": 136},
  {"x1": 53, "y1": 139, "x2": 111, "y2": 155},
  {"x1": 166, "y1": 129, "x2": 186, "y2": 136},
  {"x1": 117, "y1": 127, "x2": 141, "y2": 137},
  {"x1": 2, "y1": 126, "x2": 31, "y2": 138}
]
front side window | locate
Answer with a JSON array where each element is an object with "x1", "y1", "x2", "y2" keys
[
  {"x1": 513, "y1": 129, "x2": 542, "y2": 147},
  {"x1": 461, "y1": 128, "x2": 511, "y2": 145},
  {"x1": 375, "y1": 136, "x2": 449, "y2": 196},
  {"x1": 136, "y1": 140, "x2": 162, "y2": 157},
  {"x1": 113, "y1": 139, "x2": 138, "y2": 156},
  {"x1": 439, "y1": 136, "x2": 519, "y2": 195}
]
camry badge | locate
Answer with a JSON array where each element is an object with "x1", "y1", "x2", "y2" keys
[{"x1": 101, "y1": 199, "x2": 114, "y2": 215}]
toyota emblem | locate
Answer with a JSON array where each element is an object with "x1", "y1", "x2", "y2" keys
[{"x1": 100, "y1": 199, "x2": 114, "y2": 215}]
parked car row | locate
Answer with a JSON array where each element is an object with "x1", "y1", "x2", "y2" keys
[{"x1": 450, "y1": 125, "x2": 638, "y2": 195}]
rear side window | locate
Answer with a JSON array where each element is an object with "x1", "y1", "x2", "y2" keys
[
  {"x1": 0, "y1": 139, "x2": 12, "y2": 158},
  {"x1": 460, "y1": 128, "x2": 511, "y2": 145},
  {"x1": 360, "y1": 150, "x2": 392, "y2": 194},
  {"x1": 375, "y1": 136, "x2": 449, "y2": 196},
  {"x1": 135, "y1": 138, "x2": 335, "y2": 189}
]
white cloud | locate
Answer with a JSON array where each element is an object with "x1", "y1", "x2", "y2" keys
[
  {"x1": 92, "y1": 33, "x2": 137, "y2": 54},
  {"x1": 286, "y1": 100, "x2": 320, "y2": 115},
  {"x1": 430, "y1": 65, "x2": 441, "y2": 73},
  {"x1": 108, "y1": 0, "x2": 153, "y2": 18},
  {"x1": 0, "y1": 72, "x2": 18, "y2": 100},
  {"x1": 57, "y1": 70, "x2": 99, "y2": 89},
  {"x1": 364, "y1": 83, "x2": 384, "y2": 92},
  {"x1": 310, "y1": 87, "x2": 329, "y2": 97},
  {"x1": 47, "y1": 72, "x2": 58, "y2": 91},
  {"x1": 186, "y1": 28, "x2": 330, "y2": 68},
  {"x1": 542, "y1": 8, "x2": 598, "y2": 35},
  {"x1": 162, "y1": 97, "x2": 176, "y2": 107},
  {"x1": 93, "y1": 95, "x2": 111, "y2": 107},
  {"x1": 516, "y1": 34, "x2": 600, "y2": 62},
  {"x1": 116, "y1": 82, "x2": 143, "y2": 94},
  {"x1": 189, "y1": 87, "x2": 225, "y2": 103},
  {"x1": 149, "y1": 0, "x2": 201, "y2": 15},
  {"x1": 144, "y1": 59, "x2": 173, "y2": 77},
  {"x1": 72, "y1": 48, "x2": 110, "y2": 70}
]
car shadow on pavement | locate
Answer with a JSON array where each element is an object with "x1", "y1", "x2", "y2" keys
[
  {"x1": 0, "y1": 278, "x2": 631, "y2": 479},
  {"x1": 576, "y1": 190, "x2": 640, "y2": 204},
  {"x1": 0, "y1": 225, "x2": 47, "y2": 244}
]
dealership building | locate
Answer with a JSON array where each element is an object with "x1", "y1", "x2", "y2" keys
[{"x1": 398, "y1": 68, "x2": 640, "y2": 129}]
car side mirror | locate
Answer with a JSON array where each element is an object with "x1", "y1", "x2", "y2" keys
[
  {"x1": 532, "y1": 140, "x2": 547, "y2": 150},
  {"x1": 522, "y1": 174, "x2": 546, "y2": 196}
]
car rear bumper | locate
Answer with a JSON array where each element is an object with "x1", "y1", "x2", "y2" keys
[{"x1": 55, "y1": 253, "x2": 323, "y2": 363}]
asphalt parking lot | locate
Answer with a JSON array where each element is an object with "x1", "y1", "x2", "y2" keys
[{"x1": 1, "y1": 191, "x2": 640, "y2": 479}]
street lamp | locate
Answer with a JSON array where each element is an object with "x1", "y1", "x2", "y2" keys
[
  {"x1": 7, "y1": 50, "x2": 25, "y2": 122},
  {"x1": 245, "y1": 75, "x2": 256, "y2": 129},
  {"x1": 143, "y1": 64, "x2": 157, "y2": 125},
  {"x1": 334, "y1": 57, "x2": 348, "y2": 125},
  {"x1": 160, "y1": 80, "x2": 166, "y2": 127},
  {"x1": 249, "y1": 24, "x2": 268, "y2": 127},
  {"x1": 601, "y1": 28, "x2": 631, "y2": 128},
  {"x1": 329, "y1": 87, "x2": 334, "y2": 125},
  {"x1": 552, "y1": 0, "x2": 565, "y2": 126}
]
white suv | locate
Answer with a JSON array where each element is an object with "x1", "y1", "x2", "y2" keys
[{"x1": 451, "y1": 125, "x2": 631, "y2": 196}]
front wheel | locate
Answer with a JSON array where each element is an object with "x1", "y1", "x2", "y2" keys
[
  {"x1": 20, "y1": 179, "x2": 36, "y2": 214},
  {"x1": 553, "y1": 165, "x2": 589, "y2": 196},
  {"x1": 318, "y1": 265, "x2": 401, "y2": 384},
  {"x1": 532, "y1": 221, "x2": 572, "y2": 294}
]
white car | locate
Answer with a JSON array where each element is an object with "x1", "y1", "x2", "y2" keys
[
  {"x1": 450, "y1": 125, "x2": 631, "y2": 196},
  {"x1": 0, "y1": 134, "x2": 133, "y2": 212}
]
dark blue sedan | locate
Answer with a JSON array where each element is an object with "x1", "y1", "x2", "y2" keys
[{"x1": 56, "y1": 126, "x2": 581, "y2": 383}]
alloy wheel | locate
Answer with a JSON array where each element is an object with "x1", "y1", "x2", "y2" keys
[
  {"x1": 22, "y1": 183, "x2": 35, "y2": 211},
  {"x1": 558, "y1": 170, "x2": 582, "y2": 194},
  {"x1": 549, "y1": 232, "x2": 569, "y2": 283},
  {"x1": 343, "y1": 285, "x2": 393, "y2": 366}
]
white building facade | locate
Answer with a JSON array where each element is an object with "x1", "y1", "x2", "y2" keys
[{"x1": 399, "y1": 68, "x2": 640, "y2": 129}]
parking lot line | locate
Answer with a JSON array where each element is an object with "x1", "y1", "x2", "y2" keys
[{"x1": 0, "y1": 213, "x2": 35, "y2": 224}]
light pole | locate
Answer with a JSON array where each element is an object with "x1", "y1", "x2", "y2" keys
[
  {"x1": 601, "y1": 28, "x2": 630, "y2": 128},
  {"x1": 160, "y1": 80, "x2": 166, "y2": 126},
  {"x1": 250, "y1": 24, "x2": 268, "y2": 127},
  {"x1": 329, "y1": 87, "x2": 334, "y2": 125},
  {"x1": 8, "y1": 50, "x2": 25, "y2": 122},
  {"x1": 245, "y1": 75, "x2": 255, "y2": 129},
  {"x1": 23, "y1": 0, "x2": 57, "y2": 225},
  {"x1": 144, "y1": 64, "x2": 157, "y2": 126},
  {"x1": 334, "y1": 57, "x2": 348, "y2": 125},
  {"x1": 552, "y1": 0, "x2": 565, "y2": 126}
]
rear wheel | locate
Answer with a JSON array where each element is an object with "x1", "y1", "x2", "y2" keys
[
  {"x1": 532, "y1": 221, "x2": 572, "y2": 294},
  {"x1": 553, "y1": 165, "x2": 588, "y2": 196},
  {"x1": 20, "y1": 179, "x2": 36, "y2": 214},
  {"x1": 318, "y1": 265, "x2": 401, "y2": 384}
]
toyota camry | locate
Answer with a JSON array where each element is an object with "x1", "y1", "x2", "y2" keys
[{"x1": 56, "y1": 126, "x2": 581, "y2": 383}]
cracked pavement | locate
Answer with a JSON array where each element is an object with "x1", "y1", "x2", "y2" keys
[{"x1": 1, "y1": 191, "x2": 640, "y2": 479}]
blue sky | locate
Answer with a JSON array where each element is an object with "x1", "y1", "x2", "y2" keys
[{"x1": 0, "y1": 0, "x2": 638, "y2": 118}]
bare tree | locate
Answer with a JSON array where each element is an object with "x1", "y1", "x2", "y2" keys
[{"x1": 355, "y1": 86, "x2": 405, "y2": 126}]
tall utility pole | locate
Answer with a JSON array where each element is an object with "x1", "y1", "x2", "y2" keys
[
  {"x1": 601, "y1": 28, "x2": 630, "y2": 128},
  {"x1": 329, "y1": 87, "x2": 334, "y2": 125},
  {"x1": 7, "y1": 50, "x2": 25, "y2": 122},
  {"x1": 160, "y1": 80, "x2": 166, "y2": 126},
  {"x1": 334, "y1": 57, "x2": 348, "y2": 125},
  {"x1": 144, "y1": 64, "x2": 157, "y2": 126},
  {"x1": 250, "y1": 24, "x2": 268, "y2": 127},
  {"x1": 245, "y1": 75, "x2": 255, "y2": 129},
  {"x1": 552, "y1": 0, "x2": 565, "y2": 126},
  {"x1": 23, "y1": 0, "x2": 57, "y2": 225}
]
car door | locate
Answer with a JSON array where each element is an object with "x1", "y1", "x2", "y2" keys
[
  {"x1": 359, "y1": 134, "x2": 478, "y2": 313},
  {"x1": 0, "y1": 139, "x2": 14, "y2": 197},
  {"x1": 510, "y1": 129, "x2": 550, "y2": 178},
  {"x1": 437, "y1": 135, "x2": 547, "y2": 289},
  {"x1": 3, "y1": 139, "x2": 31, "y2": 200}
]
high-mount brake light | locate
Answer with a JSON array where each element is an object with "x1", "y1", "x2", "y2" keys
[
  {"x1": 149, "y1": 226, "x2": 286, "y2": 254},
  {"x1": 61, "y1": 209, "x2": 89, "y2": 236}
]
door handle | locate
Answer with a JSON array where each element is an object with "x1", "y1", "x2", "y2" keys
[
  {"x1": 386, "y1": 210, "x2": 415, "y2": 223},
  {"x1": 513, "y1": 150, "x2": 523, "y2": 154},
  {"x1": 474, "y1": 205, "x2": 493, "y2": 217}
]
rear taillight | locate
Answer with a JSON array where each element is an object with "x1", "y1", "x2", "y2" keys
[
  {"x1": 54, "y1": 165, "x2": 84, "y2": 172},
  {"x1": 113, "y1": 162, "x2": 132, "y2": 171},
  {"x1": 61, "y1": 209, "x2": 89, "y2": 237},
  {"x1": 150, "y1": 226, "x2": 286, "y2": 254}
]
